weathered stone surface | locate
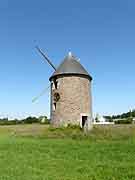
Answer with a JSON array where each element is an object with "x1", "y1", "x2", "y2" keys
[{"x1": 50, "y1": 75, "x2": 92, "y2": 127}]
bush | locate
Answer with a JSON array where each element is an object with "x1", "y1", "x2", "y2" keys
[
  {"x1": 22, "y1": 117, "x2": 39, "y2": 124},
  {"x1": 115, "y1": 118, "x2": 133, "y2": 124},
  {"x1": 0, "y1": 119, "x2": 19, "y2": 125},
  {"x1": 39, "y1": 116, "x2": 50, "y2": 124},
  {"x1": 67, "y1": 124, "x2": 81, "y2": 130}
]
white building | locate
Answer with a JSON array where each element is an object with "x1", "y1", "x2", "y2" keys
[{"x1": 93, "y1": 114, "x2": 114, "y2": 125}]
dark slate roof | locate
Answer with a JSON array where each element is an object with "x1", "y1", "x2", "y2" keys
[{"x1": 49, "y1": 52, "x2": 92, "y2": 81}]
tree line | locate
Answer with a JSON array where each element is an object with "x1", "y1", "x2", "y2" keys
[
  {"x1": 104, "y1": 109, "x2": 135, "y2": 120},
  {"x1": 0, "y1": 116, "x2": 50, "y2": 125}
]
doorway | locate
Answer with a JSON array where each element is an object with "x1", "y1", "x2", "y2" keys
[{"x1": 82, "y1": 116, "x2": 87, "y2": 128}]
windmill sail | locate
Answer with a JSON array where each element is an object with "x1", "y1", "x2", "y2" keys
[
  {"x1": 32, "y1": 85, "x2": 50, "y2": 103},
  {"x1": 35, "y1": 46, "x2": 56, "y2": 71}
]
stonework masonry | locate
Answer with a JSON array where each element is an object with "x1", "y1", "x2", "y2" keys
[{"x1": 50, "y1": 75, "x2": 92, "y2": 127}]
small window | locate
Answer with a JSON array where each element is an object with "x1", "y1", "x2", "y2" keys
[
  {"x1": 55, "y1": 81, "x2": 58, "y2": 89},
  {"x1": 54, "y1": 80, "x2": 58, "y2": 89},
  {"x1": 53, "y1": 79, "x2": 60, "y2": 89},
  {"x1": 53, "y1": 92, "x2": 60, "y2": 102},
  {"x1": 53, "y1": 103, "x2": 56, "y2": 111},
  {"x1": 52, "y1": 82, "x2": 55, "y2": 90},
  {"x1": 57, "y1": 81, "x2": 60, "y2": 89}
]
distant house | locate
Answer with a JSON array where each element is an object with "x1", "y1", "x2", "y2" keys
[{"x1": 94, "y1": 114, "x2": 114, "y2": 125}]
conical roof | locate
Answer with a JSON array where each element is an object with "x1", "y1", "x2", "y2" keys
[{"x1": 49, "y1": 52, "x2": 92, "y2": 81}]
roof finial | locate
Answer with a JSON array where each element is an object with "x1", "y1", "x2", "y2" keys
[{"x1": 68, "y1": 51, "x2": 72, "y2": 57}]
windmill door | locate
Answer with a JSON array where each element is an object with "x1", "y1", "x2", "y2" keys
[{"x1": 81, "y1": 116, "x2": 88, "y2": 128}]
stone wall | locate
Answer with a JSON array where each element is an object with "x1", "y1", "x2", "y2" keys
[{"x1": 50, "y1": 75, "x2": 92, "y2": 127}]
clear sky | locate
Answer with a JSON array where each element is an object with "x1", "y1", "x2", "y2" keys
[{"x1": 0, "y1": 0, "x2": 135, "y2": 119}]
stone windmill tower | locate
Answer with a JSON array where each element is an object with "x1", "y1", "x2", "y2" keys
[{"x1": 36, "y1": 47, "x2": 93, "y2": 129}]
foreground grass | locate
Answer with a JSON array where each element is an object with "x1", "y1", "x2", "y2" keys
[{"x1": 0, "y1": 124, "x2": 135, "y2": 180}]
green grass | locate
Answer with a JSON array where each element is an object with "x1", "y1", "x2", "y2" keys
[{"x1": 0, "y1": 124, "x2": 135, "y2": 180}]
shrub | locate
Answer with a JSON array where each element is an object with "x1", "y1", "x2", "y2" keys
[
  {"x1": 39, "y1": 116, "x2": 50, "y2": 124},
  {"x1": 67, "y1": 124, "x2": 81, "y2": 130},
  {"x1": 22, "y1": 117, "x2": 39, "y2": 124},
  {"x1": 115, "y1": 118, "x2": 133, "y2": 124}
]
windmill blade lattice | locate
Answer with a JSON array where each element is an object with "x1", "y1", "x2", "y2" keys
[
  {"x1": 32, "y1": 85, "x2": 50, "y2": 103},
  {"x1": 35, "y1": 46, "x2": 56, "y2": 70}
]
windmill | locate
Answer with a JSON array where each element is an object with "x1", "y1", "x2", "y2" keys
[{"x1": 34, "y1": 46, "x2": 93, "y2": 130}]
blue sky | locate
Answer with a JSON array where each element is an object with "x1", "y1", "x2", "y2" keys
[{"x1": 0, "y1": 0, "x2": 135, "y2": 118}]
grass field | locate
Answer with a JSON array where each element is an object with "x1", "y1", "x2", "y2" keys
[{"x1": 0, "y1": 124, "x2": 135, "y2": 180}]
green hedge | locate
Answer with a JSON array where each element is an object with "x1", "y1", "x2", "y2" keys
[{"x1": 115, "y1": 118, "x2": 133, "y2": 124}]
